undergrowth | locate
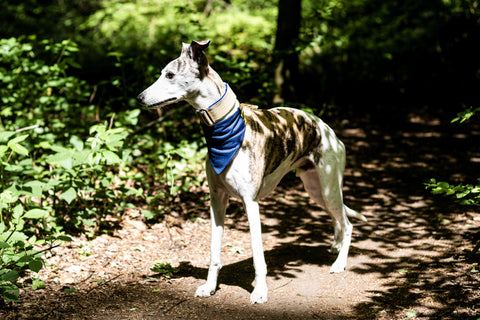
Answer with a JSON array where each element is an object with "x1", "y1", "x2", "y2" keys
[{"x1": 0, "y1": 36, "x2": 206, "y2": 303}]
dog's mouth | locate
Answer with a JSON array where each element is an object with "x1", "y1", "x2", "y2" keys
[{"x1": 146, "y1": 97, "x2": 178, "y2": 109}]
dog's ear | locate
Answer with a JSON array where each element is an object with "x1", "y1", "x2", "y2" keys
[
  {"x1": 181, "y1": 42, "x2": 190, "y2": 57},
  {"x1": 180, "y1": 40, "x2": 210, "y2": 61},
  {"x1": 189, "y1": 40, "x2": 210, "y2": 77},
  {"x1": 190, "y1": 40, "x2": 210, "y2": 53}
]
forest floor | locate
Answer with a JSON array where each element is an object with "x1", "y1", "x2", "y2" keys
[{"x1": 2, "y1": 113, "x2": 480, "y2": 320}]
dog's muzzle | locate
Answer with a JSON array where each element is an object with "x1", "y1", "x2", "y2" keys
[{"x1": 136, "y1": 92, "x2": 176, "y2": 109}]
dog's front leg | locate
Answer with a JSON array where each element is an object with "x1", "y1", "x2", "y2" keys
[
  {"x1": 195, "y1": 190, "x2": 228, "y2": 298},
  {"x1": 244, "y1": 199, "x2": 268, "y2": 304}
]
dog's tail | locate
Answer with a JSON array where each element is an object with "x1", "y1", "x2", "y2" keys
[{"x1": 345, "y1": 206, "x2": 367, "y2": 222}]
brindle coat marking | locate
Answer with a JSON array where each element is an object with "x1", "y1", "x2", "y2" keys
[
  {"x1": 238, "y1": 105, "x2": 322, "y2": 198},
  {"x1": 136, "y1": 40, "x2": 366, "y2": 304}
]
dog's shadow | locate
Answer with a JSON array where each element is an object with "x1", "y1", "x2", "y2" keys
[{"x1": 176, "y1": 243, "x2": 334, "y2": 294}]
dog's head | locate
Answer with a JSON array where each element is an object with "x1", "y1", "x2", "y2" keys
[{"x1": 136, "y1": 40, "x2": 212, "y2": 109}]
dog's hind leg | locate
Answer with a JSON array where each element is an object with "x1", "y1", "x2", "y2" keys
[
  {"x1": 244, "y1": 199, "x2": 268, "y2": 304},
  {"x1": 299, "y1": 163, "x2": 353, "y2": 273},
  {"x1": 195, "y1": 189, "x2": 229, "y2": 298},
  {"x1": 298, "y1": 129, "x2": 355, "y2": 273}
]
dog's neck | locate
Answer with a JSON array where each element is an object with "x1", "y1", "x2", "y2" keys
[
  {"x1": 187, "y1": 67, "x2": 238, "y2": 126},
  {"x1": 186, "y1": 67, "x2": 224, "y2": 108},
  {"x1": 194, "y1": 67, "x2": 246, "y2": 174}
]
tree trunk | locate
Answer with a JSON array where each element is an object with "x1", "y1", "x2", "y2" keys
[{"x1": 273, "y1": 0, "x2": 301, "y2": 104}]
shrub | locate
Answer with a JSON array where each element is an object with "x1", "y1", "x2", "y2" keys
[
  {"x1": 426, "y1": 106, "x2": 479, "y2": 207},
  {"x1": 0, "y1": 35, "x2": 209, "y2": 303},
  {"x1": 0, "y1": 36, "x2": 136, "y2": 302}
]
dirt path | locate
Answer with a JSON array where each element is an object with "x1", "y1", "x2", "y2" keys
[{"x1": 3, "y1": 116, "x2": 479, "y2": 319}]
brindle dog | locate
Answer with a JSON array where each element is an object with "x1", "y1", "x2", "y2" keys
[{"x1": 137, "y1": 40, "x2": 366, "y2": 304}]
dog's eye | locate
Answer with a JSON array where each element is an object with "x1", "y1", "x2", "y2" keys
[{"x1": 165, "y1": 72, "x2": 175, "y2": 79}]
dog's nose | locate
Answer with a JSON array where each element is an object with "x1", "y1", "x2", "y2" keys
[{"x1": 136, "y1": 92, "x2": 145, "y2": 105}]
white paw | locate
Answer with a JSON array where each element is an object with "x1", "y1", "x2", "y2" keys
[
  {"x1": 329, "y1": 260, "x2": 346, "y2": 274},
  {"x1": 195, "y1": 283, "x2": 216, "y2": 298},
  {"x1": 250, "y1": 286, "x2": 268, "y2": 304}
]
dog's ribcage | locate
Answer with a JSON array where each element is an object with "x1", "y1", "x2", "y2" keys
[{"x1": 211, "y1": 105, "x2": 328, "y2": 201}]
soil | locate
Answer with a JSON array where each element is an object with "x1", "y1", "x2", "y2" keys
[{"x1": 2, "y1": 114, "x2": 479, "y2": 320}]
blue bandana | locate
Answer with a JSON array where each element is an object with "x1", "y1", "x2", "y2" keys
[{"x1": 201, "y1": 102, "x2": 246, "y2": 175}]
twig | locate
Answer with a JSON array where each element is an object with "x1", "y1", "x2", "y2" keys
[
  {"x1": 0, "y1": 244, "x2": 60, "y2": 272},
  {"x1": 78, "y1": 270, "x2": 96, "y2": 284},
  {"x1": 131, "y1": 113, "x2": 172, "y2": 136},
  {"x1": 130, "y1": 103, "x2": 188, "y2": 136},
  {"x1": 471, "y1": 240, "x2": 480, "y2": 256},
  {"x1": 163, "y1": 298, "x2": 188, "y2": 314},
  {"x1": 86, "y1": 274, "x2": 123, "y2": 294},
  {"x1": 74, "y1": 297, "x2": 88, "y2": 309},
  {"x1": 272, "y1": 279, "x2": 293, "y2": 291},
  {"x1": 6, "y1": 150, "x2": 14, "y2": 163},
  {"x1": 89, "y1": 85, "x2": 98, "y2": 104},
  {"x1": 15, "y1": 124, "x2": 40, "y2": 132},
  {"x1": 4, "y1": 125, "x2": 40, "y2": 163},
  {"x1": 108, "y1": 113, "x2": 116, "y2": 130},
  {"x1": 35, "y1": 244, "x2": 61, "y2": 255}
]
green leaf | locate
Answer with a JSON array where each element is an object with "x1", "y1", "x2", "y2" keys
[
  {"x1": 0, "y1": 242, "x2": 10, "y2": 248},
  {"x1": 60, "y1": 187, "x2": 77, "y2": 204},
  {"x1": 57, "y1": 235, "x2": 73, "y2": 242},
  {"x1": 0, "y1": 283, "x2": 20, "y2": 302},
  {"x1": 0, "y1": 190, "x2": 18, "y2": 204},
  {"x1": 32, "y1": 278, "x2": 46, "y2": 290},
  {"x1": 8, "y1": 134, "x2": 29, "y2": 144},
  {"x1": 123, "y1": 109, "x2": 141, "y2": 125},
  {"x1": 2, "y1": 270, "x2": 19, "y2": 282},
  {"x1": 12, "y1": 204, "x2": 24, "y2": 219},
  {"x1": 101, "y1": 150, "x2": 121, "y2": 164},
  {"x1": 23, "y1": 180, "x2": 47, "y2": 198},
  {"x1": 90, "y1": 123, "x2": 106, "y2": 135},
  {"x1": 29, "y1": 260, "x2": 43, "y2": 273},
  {"x1": 64, "y1": 287, "x2": 76, "y2": 293},
  {"x1": 141, "y1": 210, "x2": 155, "y2": 220},
  {"x1": 24, "y1": 208, "x2": 49, "y2": 219},
  {"x1": 150, "y1": 261, "x2": 178, "y2": 278},
  {"x1": 71, "y1": 149, "x2": 91, "y2": 167},
  {"x1": 0, "y1": 145, "x2": 8, "y2": 157},
  {"x1": 0, "y1": 131, "x2": 15, "y2": 142},
  {"x1": 456, "y1": 190, "x2": 470, "y2": 198},
  {"x1": 17, "y1": 255, "x2": 34, "y2": 263},
  {"x1": 7, "y1": 231, "x2": 27, "y2": 242},
  {"x1": 47, "y1": 151, "x2": 73, "y2": 170},
  {"x1": 8, "y1": 141, "x2": 29, "y2": 156},
  {"x1": 452, "y1": 106, "x2": 480, "y2": 123},
  {"x1": 70, "y1": 135, "x2": 84, "y2": 151},
  {"x1": 437, "y1": 181, "x2": 450, "y2": 189}
]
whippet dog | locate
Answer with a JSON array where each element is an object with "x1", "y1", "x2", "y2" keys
[{"x1": 137, "y1": 40, "x2": 366, "y2": 304}]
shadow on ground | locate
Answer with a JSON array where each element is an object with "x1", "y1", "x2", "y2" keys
[
  {"x1": 176, "y1": 116, "x2": 480, "y2": 319},
  {"x1": 3, "y1": 115, "x2": 479, "y2": 320}
]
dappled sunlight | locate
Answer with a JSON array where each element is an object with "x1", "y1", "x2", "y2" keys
[
  {"x1": 5, "y1": 114, "x2": 479, "y2": 319},
  {"x1": 2, "y1": 0, "x2": 480, "y2": 317},
  {"x1": 236, "y1": 115, "x2": 480, "y2": 318}
]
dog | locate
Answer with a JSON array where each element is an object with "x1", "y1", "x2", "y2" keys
[{"x1": 137, "y1": 40, "x2": 366, "y2": 304}]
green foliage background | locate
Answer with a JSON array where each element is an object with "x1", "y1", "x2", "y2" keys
[{"x1": 0, "y1": 0, "x2": 479, "y2": 303}]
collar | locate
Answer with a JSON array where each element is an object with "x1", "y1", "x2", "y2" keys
[{"x1": 196, "y1": 83, "x2": 238, "y2": 126}]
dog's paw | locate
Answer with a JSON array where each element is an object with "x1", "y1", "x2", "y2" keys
[
  {"x1": 329, "y1": 260, "x2": 346, "y2": 273},
  {"x1": 250, "y1": 287, "x2": 268, "y2": 304},
  {"x1": 195, "y1": 283, "x2": 216, "y2": 298}
]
